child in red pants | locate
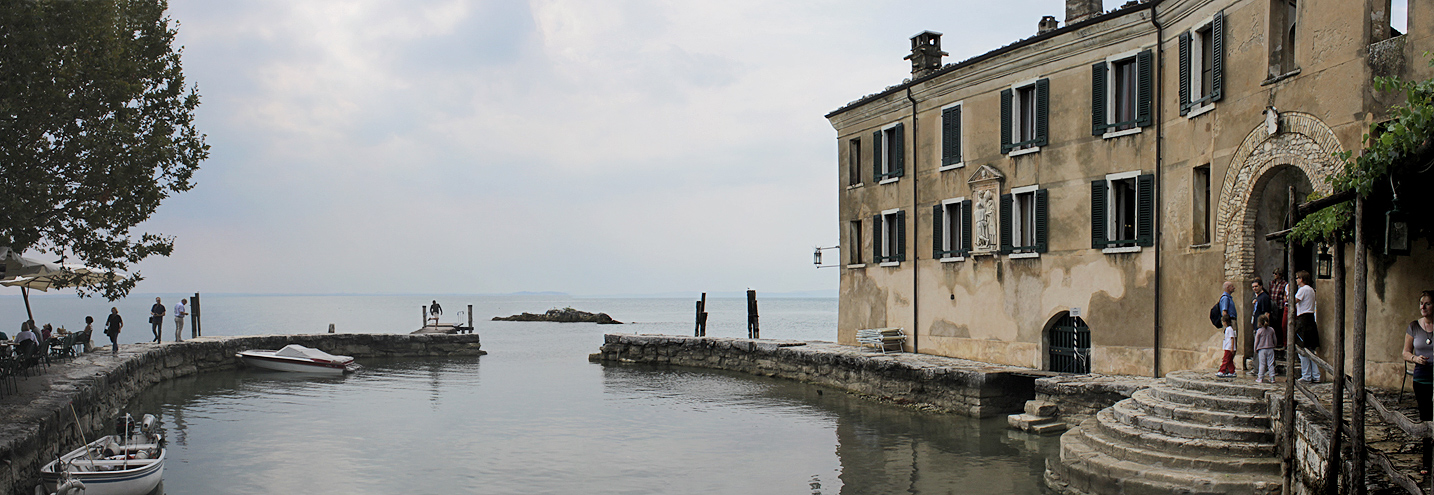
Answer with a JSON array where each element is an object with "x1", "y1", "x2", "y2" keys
[{"x1": 1217, "y1": 315, "x2": 1237, "y2": 377}]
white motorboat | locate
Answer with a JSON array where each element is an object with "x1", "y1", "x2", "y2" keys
[
  {"x1": 236, "y1": 344, "x2": 360, "y2": 374},
  {"x1": 41, "y1": 414, "x2": 165, "y2": 495}
]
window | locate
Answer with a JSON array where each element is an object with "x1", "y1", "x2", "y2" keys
[
  {"x1": 933, "y1": 198, "x2": 971, "y2": 259},
  {"x1": 849, "y1": 220, "x2": 864, "y2": 265},
  {"x1": 940, "y1": 103, "x2": 963, "y2": 170},
  {"x1": 847, "y1": 138, "x2": 862, "y2": 186},
  {"x1": 1001, "y1": 78, "x2": 1049, "y2": 154},
  {"x1": 1193, "y1": 165, "x2": 1211, "y2": 245},
  {"x1": 1091, "y1": 172, "x2": 1155, "y2": 251},
  {"x1": 1180, "y1": 12, "x2": 1224, "y2": 116},
  {"x1": 1001, "y1": 186, "x2": 1048, "y2": 256},
  {"x1": 872, "y1": 123, "x2": 905, "y2": 183},
  {"x1": 1092, "y1": 50, "x2": 1153, "y2": 135},
  {"x1": 1267, "y1": 0, "x2": 1298, "y2": 77},
  {"x1": 874, "y1": 209, "x2": 906, "y2": 264}
]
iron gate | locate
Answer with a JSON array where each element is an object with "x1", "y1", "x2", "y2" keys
[{"x1": 1049, "y1": 315, "x2": 1090, "y2": 374}]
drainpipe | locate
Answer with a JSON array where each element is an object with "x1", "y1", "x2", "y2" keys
[
  {"x1": 907, "y1": 87, "x2": 920, "y2": 354},
  {"x1": 1150, "y1": 2, "x2": 1165, "y2": 378}
]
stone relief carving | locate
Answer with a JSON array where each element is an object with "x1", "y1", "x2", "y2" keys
[{"x1": 966, "y1": 164, "x2": 1005, "y2": 255}]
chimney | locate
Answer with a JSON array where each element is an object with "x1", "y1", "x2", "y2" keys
[
  {"x1": 1065, "y1": 0, "x2": 1103, "y2": 25},
  {"x1": 904, "y1": 31, "x2": 948, "y2": 79},
  {"x1": 1038, "y1": 16, "x2": 1060, "y2": 35}
]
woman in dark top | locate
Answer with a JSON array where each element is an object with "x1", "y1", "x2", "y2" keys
[
  {"x1": 1403, "y1": 290, "x2": 1434, "y2": 475},
  {"x1": 105, "y1": 307, "x2": 123, "y2": 356}
]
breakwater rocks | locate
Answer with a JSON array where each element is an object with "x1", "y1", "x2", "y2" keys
[
  {"x1": 494, "y1": 307, "x2": 622, "y2": 324},
  {"x1": 0, "y1": 333, "x2": 484, "y2": 495},
  {"x1": 590, "y1": 333, "x2": 1039, "y2": 418}
]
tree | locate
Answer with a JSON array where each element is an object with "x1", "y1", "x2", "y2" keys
[{"x1": 0, "y1": 0, "x2": 208, "y2": 300}]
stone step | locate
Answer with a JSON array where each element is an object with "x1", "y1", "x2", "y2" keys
[
  {"x1": 1053, "y1": 428, "x2": 1281, "y2": 495},
  {"x1": 1165, "y1": 370, "x2": 1278, "y2": 399},
  {"x1": 1130, "y1": 388, "x2": 1271, "y2": 430},
  {"x1": 1072, "y1": 419, "x2": 1281, "y2": 474},
  {"x1": 1148, "y1": 385, "x2": 1268, "y2": 414},
  {"x1": 1093, "y1": 408, "x2": 1276, "y2": 458},
  {"x1": 1111, "y1": 399, "x2": 1274, "y2": 444}
]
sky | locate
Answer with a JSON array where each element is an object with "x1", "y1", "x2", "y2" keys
[{"x1": 97, "y1": 0, "x2": 1149, "y2": 296}]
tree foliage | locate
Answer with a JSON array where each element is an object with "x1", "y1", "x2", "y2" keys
[
  {"x1": 0, "y1": 0, "x2": 208, "y2": 300},
  {"x1": 1290, "y1": 55, "x2": 1434, "y2": 246}
]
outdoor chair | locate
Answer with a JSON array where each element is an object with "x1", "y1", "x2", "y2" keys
[{"x1": 0, "y1": 347, "x2": 16, "y2": 396}]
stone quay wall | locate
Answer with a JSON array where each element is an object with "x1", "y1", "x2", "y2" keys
[
  {"x1": 591, "y1": 334, "x2": 1040, "y2": 418},
  {"x1": 0, "y1": 333, "x2": 484, "y2": 495}
]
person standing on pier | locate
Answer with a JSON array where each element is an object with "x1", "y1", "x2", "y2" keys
[
  {"x1": 174, "y1": 298, "x2": 188, "y2": 342},
  {"x1": 105, "y1": 307, "x2": 123, "y2": 356},
  {"x1": 1293, "y1": 270, "x2": 1320, "y2": 383},
  {"x1": 429, "y1": 300, "x2": 443, "y2": 326},
  {"x1": 149, "y1": 297, "x2": 165, "y2": 343}
]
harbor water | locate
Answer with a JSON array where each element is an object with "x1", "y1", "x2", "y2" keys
[{"x1": 9, "y1": 295, "x2": 1059, "y2": 494}]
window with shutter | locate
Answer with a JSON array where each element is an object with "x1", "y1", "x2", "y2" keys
[
  {"x1": 1095, "y1": 50, "x2": 1152, "y2": 136},
  {"x1": 935, "y1": 199, "x2": 966, "y2": 260},
  {"x1": 1005, "y1": 186, "x2": 1041, "y2": 258},
  {"x1": 849, "y1": 220, "x2": 864, "y2": 265},
  {"x1": 1097, "y1": 171, "x2": 1151, "y2": 253},
  {"x1": 1091, "y1": 180, "x2": 1108, "y2": 249},
  {"x1": 894, "y1": 210, "x2": 906, "y2": 262},
  {"x1": 1000, "y1": 89, "x2": 1013, "y2": 153},
  {"x1": 1000, "y1": 193, "x2": 1013, "y2": 254},
  {"x1": 878, "y1": 210, "x2": 905, "y2": 265},
  {"x1": 873, "y1": 214, "x2": 883, "y2": 262},
  {"x1": 940, "y1": 104, "x2": 963, "y2": 169},
  {"x1": 875, "y1": 124, "x2": 904, "y2": 182},
  {"x1": 961, "y1": 199, "x2": 973, "y2": 255},
  {"x1": 1006, "y1": 79, "x2": 1047, "y2": 154},
  {"x1": 1184, "y1": 12, "x2": 1224, "y2": 118},
  {"x1": 848, "y1": 138, "x2": 862, "y2": 186}
]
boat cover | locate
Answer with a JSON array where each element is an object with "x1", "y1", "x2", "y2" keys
[{"x1": 274, "y1": 344, "x2": 349, "y2": 362}]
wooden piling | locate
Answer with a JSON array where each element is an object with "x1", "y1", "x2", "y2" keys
[
  {"x1": 747, "y1": 290, "x2": 759, "y2": 339},
  {"x1": 1283, "y1": 186, "x2": 1297, "y2": 495},
  {"x1": 694, "y1": 293, "x2": 708, "y2": 337},
  {"x1": 468, "y1": 304, "x2": 474, "y2": 333},
  {"x1": 1324, "y1": 237, "x2": 1345, "y2": 495},
  {"x1": 192, "y1": 292, "x2": 201, "y2": 337},
  {"x1": 1352, "y1": 195, "x2": 1368, "y2": 495}
]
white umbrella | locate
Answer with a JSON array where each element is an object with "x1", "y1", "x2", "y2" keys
[{"x1": 0, "y1": 248, "x2": 122, "y2": 322}]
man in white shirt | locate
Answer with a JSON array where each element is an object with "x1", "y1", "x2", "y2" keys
[
  {"x1": 1293, "y1": 270, "x2": 1320, "y2": 382},
  {"x1": 174, "y1": 298, "x2": 188, "y2": 342}
]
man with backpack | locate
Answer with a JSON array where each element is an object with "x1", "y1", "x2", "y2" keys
[{"x1": 1211, "y1": 281, "x2": 1239, "y2": 377}]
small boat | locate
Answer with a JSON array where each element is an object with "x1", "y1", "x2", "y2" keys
[
  {"x1": 236, "y1": 344, "x2": 361, "y2": 374},
  {"x1": 41, "y1": 414, "x2": 165, "y2": 495}
]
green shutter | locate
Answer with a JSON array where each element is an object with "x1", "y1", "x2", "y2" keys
[
  {"x1": 1000, "y1": 193, "x2": 1013, "y2": 254},
  {"x1": 1091, "y1": 62, "x2": 1107, "y2": 136},
  {"x1": 895, "y1": 210, "x2": 907, "y2": 262},
  {"x1": 891, "y1": 123, "x2": 905, "y2": 178},
  {"x1": 1211, "y1": 11, "x2": 1225, "y2": 103},
  {"x1": 1179, "y1": 32, "x2": 1191, "y2": 115},
  {"x1": 873, "y1": 214, "x2": 882, "y2": 262},
  {"x1": 1091, "y1": 180, "x2": 1108, "y2": 249},
  {"x1": 1035, "y1": 189, "x2": 1049, "y2": 253},
  {"x1": 942, "y1": 106, "x2": 961, "y2": 166},
  {"x1": 1136, "y1": 50, "x2": 1153, "y2": 127},
  {"x1": 871, "y1": 130, "x2": 883, "y2": 182},
  {"x1": 961, "y1": 200, "x2": 973, "y2": 254},
  {"x1": 1034, "y1": 78, "x2": 1049, "y2": 147},
  {"x1": 1000, "y1": 88, "x2": 1013, "y2": 153},
  {"x1": 1136, "y1": 174, "x2": 1155, "y2": 247},
  {"x1": 932, "y1": 204, "x2": 945, "y2": 257}
]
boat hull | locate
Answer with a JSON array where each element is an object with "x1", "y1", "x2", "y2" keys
[
  {"x1": 41, "y1": 436, "x2": 164, "y2": 495},
  {"x1": 237, "y1": 352, "x2": 358, "y2": 374}
]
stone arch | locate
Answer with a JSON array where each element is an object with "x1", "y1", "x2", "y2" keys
[{"x1": 1216, "y1": 112, "x2": 1345, "y2": 282}]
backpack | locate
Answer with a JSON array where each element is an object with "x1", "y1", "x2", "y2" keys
[{"x1": 1209, "y1": 302, "x2": 1223, "y2": 328}]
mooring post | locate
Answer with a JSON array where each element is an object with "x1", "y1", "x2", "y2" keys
[
  {"x1": 695, "y1": 293, "x2": 708, "y2": 337},
  {"x1": 468, "y1": 304, "x2": 474, "y2": 333},
  {"x1": 747, "y1": 290, "x2": 759, "y2": 339},
  {"x1": 421, "y1": 306, "x2": 427, "y2": 328},
  {"x1": 192, "y1": 292, "x2": 201, "y2": 337}
]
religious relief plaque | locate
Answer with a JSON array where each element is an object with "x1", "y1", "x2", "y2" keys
[{"x1": 967, "y1": 164, "x2": 1005, "y2": 255}]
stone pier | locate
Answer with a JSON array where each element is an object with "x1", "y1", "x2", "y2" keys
[
  {"x1": 590, "y1": 334, "x2": 1046, "y2": 418},
  {"x1": 0, "y1": 333, "x2": 484, "y2": 495}
]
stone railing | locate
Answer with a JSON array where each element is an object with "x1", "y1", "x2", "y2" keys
[{"x1": 0, "y1": 333, "x2": 484, "y2": 495}]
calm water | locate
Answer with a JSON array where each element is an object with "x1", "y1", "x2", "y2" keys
[{"x1": 14, "y1": 295, "x2": 1058, "y2": 494}]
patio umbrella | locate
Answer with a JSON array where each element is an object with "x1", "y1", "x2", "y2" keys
[{"x1": 0, "y1": 248, "x2": 121, "y2": 322}]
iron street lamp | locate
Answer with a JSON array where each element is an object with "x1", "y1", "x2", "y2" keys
[
  {"x1": 813, "y1": 246, "x2": 839, "y2": 268},
  {"x1": 1316, "y1": 244, "x2": 1332, "y2": 280},
  {"x1": 1386, "y1": 204, "x2": 1410, "y2": 256}
]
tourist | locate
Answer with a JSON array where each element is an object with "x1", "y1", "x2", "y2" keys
[
  {"x1": 81, "y1": 316, "x2": 94, "y2": 353},
  {"x1": 105, "y1": 307, "x2": 123, "y2": 356},
  {"x1": 1254, "y1": 314, "x2": 1277, "y2": 383},
  {"x1": 1217, "y1": 315, "x2": 1237, "y2": 378},
  {"x1": 174, "y1": 298, "x2": 187, "y2": 342},
  {"x1": 1270, "y1": 268, "x2": 1289, "y2": 347},
  {"x1": 1251, "y1": 278, "x2": 1272, "y2": 330},
  {"x1": 16, "y1": 322, "x2": 39, "y2": 345},
  {"x1": 40, "y1": 323, "x2": 52, "y2": 342},
  {"x1": 1402, "y1": 290, "x2": 1434, "y2": 475},
  {"x1": 1293, "y1": 270, "x2": 1321, "y2": 382},
  {"x1": 149, "y1": 297, "x2": 164, "y2": 343},
  {"x1": 429, "y1": 300, "x2": 442, "y2": 325},
  {"x1": 1218, "y1": 281, "x2": 1238, "y2": 322}
]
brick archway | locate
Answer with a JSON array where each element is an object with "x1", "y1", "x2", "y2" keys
[{"x1": 1216, "y1": 112, "x2": 1344, "y2": 282}]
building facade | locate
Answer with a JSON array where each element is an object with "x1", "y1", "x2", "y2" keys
[{"x1": 828, "y1": 0, "x2": 1433, "y2": 387}]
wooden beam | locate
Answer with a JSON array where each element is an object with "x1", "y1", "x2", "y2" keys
[{"x1": 1296, "y1": 189, "x2": 1357, "y2": 217}]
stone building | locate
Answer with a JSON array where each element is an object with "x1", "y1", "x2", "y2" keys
[{"x1": 827, "y1": 0, "x2": 1433, "y2": 387}]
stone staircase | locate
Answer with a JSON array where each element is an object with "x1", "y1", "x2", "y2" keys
[{"x1": 1045, "y1": 371, "x2": 1282, "y2": 495}]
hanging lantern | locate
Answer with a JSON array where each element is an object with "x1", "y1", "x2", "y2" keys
[
  {"x1": 1317, "y1": 245, "x2": 1333, "y2": 279},
  {"x1": 1386, "y1": 204, "x2": 1410, "y2": 256},
  {"x1": 813, "y1": 247, "x2": 823, "y2": 267}
]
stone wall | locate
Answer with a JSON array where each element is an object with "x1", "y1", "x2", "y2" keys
[
  {"x1": 591, "y1": 334, "x2": 1039, "y2": 418},
  {"x1": 1033, "y1": 374, "x2": 1158, "y2": 426},
  {"x1": 1267, "y1": 391, "x2": 1351, "y2": 495},
  {"x1": 0, "y1": 333, "x2": 484, "y2": 495}
]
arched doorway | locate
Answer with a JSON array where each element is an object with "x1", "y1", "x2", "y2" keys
[
  {"x1": 1251, "y1": 165, "x2": 1315, "y2": 285},
  {"x1": 1046, "y1": 311, "x2": 1090, "y2": 374}
]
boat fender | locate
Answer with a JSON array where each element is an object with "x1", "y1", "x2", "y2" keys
[
  {"x1": 55, "y1": 479, "x2": 84, "y2": 495},
  {"x1": 134, "y1": 450, "x2": 150, "y2": 460}
]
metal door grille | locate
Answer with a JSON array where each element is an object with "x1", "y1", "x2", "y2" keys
[{"x1": 1050, "y1": 315, "x2": 1090, "y2": 374}]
